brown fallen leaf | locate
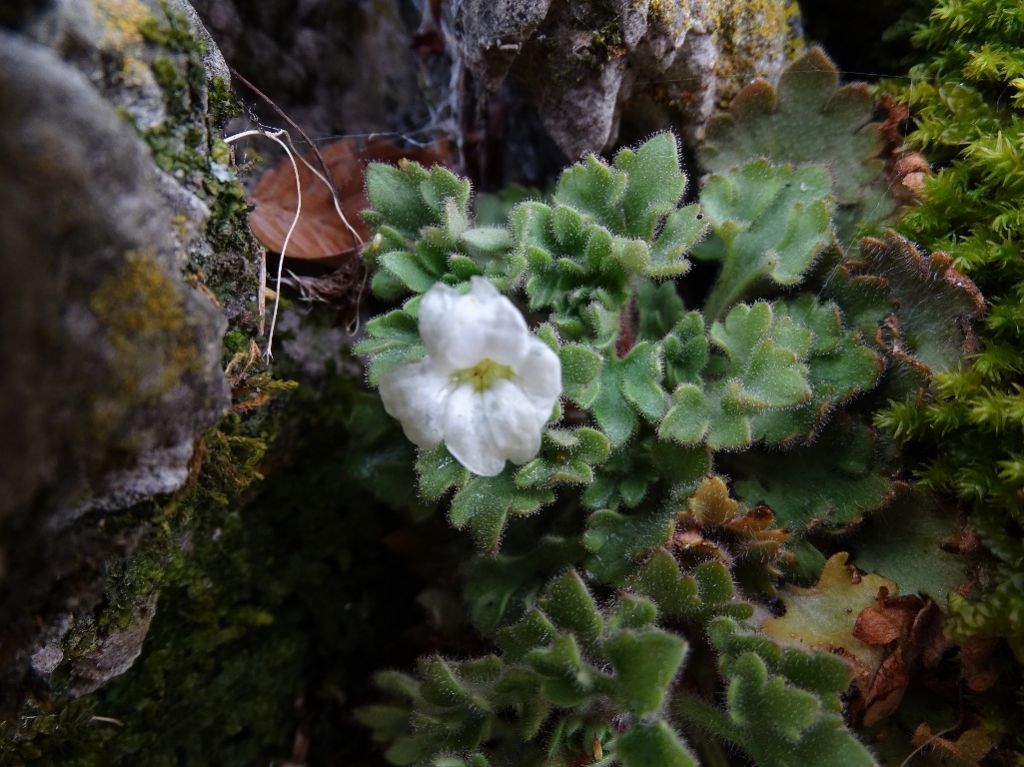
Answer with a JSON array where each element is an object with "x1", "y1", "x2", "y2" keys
[
  {"x1": 852, "y1": 595, "x2": 951, "y2": 726},
  {"x1": 248, "y1": 136, "x2": 453, "y2": 264},
  {"x1": 959, "y1": 637, "x2": 998, "y2": 693}
]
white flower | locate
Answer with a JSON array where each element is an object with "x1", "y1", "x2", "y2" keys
[{"x1": 379, "y1": 277, "x2": 562, "y2": 476}]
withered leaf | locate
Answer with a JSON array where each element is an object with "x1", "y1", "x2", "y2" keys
[
  {"x1": 248, "y1": 136, "x2": 453, "y2": 263},
  {"x1": 854, "y1": 231, "x2": 985, "y2": 374},
  {"x1": 911, "y1": 724, "x2": 993, "y2": 767}
]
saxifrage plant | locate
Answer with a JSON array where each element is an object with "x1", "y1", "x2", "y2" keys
[{"x1": 351, "y1": 47, "x2": 984, "y2": 767}]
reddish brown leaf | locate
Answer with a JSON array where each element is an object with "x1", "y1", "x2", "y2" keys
[
  {"x1": 851, "y1": 595, "x2": 950, "y2": 726},
  {"x1": 960, "y1": 637, "x2": 998, "y2": 693},
  {"x1": 861, "y1": 649, "x2": 911, "y2": 726},
  {"x1": 248, "y1": 136, "x2": 453, "y2": 264},
  {"x1": 854, "y1": 602, "x2": 906, "y2": 646}
]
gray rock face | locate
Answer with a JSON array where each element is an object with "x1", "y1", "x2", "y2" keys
[
  {"x1": 0, "y1": 32, "x2": 228, "y2": 526},
  {"x1": 0, "y1": 0, "x2": 236, "y2": 705},
  {"x1": 190, "y1": 0, "x2": 433, "y2": 139},
  {"x1": 451, "y1": 0, "x2": 802, "y2": 157}
]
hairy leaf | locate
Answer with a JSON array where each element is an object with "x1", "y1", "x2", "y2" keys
[
  {"x1": 696, "y1": 161, "x2": 835, "y2": 319},
  {"x1": 699, "y1": 46, "x2": 894, "y2": 243}
]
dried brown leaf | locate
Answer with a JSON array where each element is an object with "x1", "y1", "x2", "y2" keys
[
  {"x1": 248, "y1": 136, "x2": 453, "y2": 264},
  {"x1": 912, "y1": 724, "x2": 993, "y2": 766}
]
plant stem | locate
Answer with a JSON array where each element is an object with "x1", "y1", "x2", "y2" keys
[
  {"x1": 703, "y1": 265, "x2": 762, "y2": 323},
  {"x1": 674, "y1": 694, "x2": 744, "y2": 752}
]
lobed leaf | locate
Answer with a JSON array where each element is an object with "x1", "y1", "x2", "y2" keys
[
  {"x1": 697, "y1": 161, "x2": 835, "y2": 319},
  {"x1": 699, "y1": 46, "x2": 895, "y2": 244}
]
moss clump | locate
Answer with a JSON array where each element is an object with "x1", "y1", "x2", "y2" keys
[
  {"x1": 876, "y1": 0, "x2": 1024, "y2": 660},
  {"x1": 135, "y1": 3, "x2": 261, "y2": 324}
]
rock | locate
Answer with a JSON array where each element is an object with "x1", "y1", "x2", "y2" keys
[
  {"x1": 0, "y1": 0, "x2": 243, "y2": 708},
  {"x1": 451, "y1": 0, "x2": 803, "y2": 157},
  {"x1": 70, "y1": 595, "x2": 158, "y2": 695},
  {"x1": 0, "y1": 30, "x2": 228, "y2": 526},
  {"x1": 190, "y1": 0, "x2": 433, "y2": 139}
]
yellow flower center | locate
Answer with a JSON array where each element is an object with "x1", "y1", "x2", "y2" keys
[{"x1": 452, "y1": 358, "x2": 516, "y2": 393}]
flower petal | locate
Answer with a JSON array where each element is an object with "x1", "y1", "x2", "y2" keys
[
  {"x1": 378, "y1": 358, "x2": 450, "y2": 448},
  {"x1": 481, "y1": 379, "x2": 546, "y2": 465},
  {"x1": 419, "y1": 277, "x2": 529, "y2": 371},
  {"x1": 515, "y1": 337, "x2": 562, "y2": 412},
  {"x1": 442, "y1": 385, "x2": 507, "y2": 476}
]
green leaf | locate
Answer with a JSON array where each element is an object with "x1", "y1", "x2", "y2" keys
[
  {"x1": 416, "y1": 445, "x2": 469, "y2": 501},
  {"x1": 465, "y1": 536, "x2": 585, "y2": 634},
  {"x1": 636, "y1": 280, "x2": 686, "y2": 341},
  {"x1": 543, "y1": 134, "x2": 700, "y2": 281},
  {"x1": 554, "y1": 154, "x2": 627, "y2": 229},
  {"x1": 697, "y1": 161, "x2": 834, "y2": 319},
  {"x1": 355, "y1": 308, "x2": 425, "y2": 383},
  {"x1": 857, "y1": 231, "x2": 984, "y2": 374},
  {"x1": 583, "y1": 508, "x2": 675, "y2": 584},
  {"x1": 384, "y1": 736, "x2": 423, "y2": 765},
  {"x1": 495, "y1": 610, "x2": 557, "y2": 662},
  {"x1": 615, "y1": 721, "x2": 697, "y2": 767},
  {"x1": 381, "y1": 250, "x2": 442, "y2": 292},
  {"x1": 590, "y1": 342, "x2": 667, "y2": 446},
  {"x1": 606, "y1": 629, "x2": 687, "y2": 715},
  {"x1": 726, "y1": 652, "x2": 821, "y2": 739},
  {"x1": 701, "y1": 618, "x2": 878, "y2": 767},
  {"x1": 631, "y1": 550, "x2": 701, "y2": 618},
  {"x1": 419, "y1": 656, "x2": 477, "y2": 708},
  {"x1": 630, "y1": 551, "x2": 752, "y2": 623},
  {"x1": 617, "y1": 132, "x2": 687, "y2": 238},
  {"x1": 750, "y1": 296, "x2": 884, "y2": 446},
  {"x1": 649, "y1": 205, "x2": 706, "y2": 277},
  {"x1": 734, "y1": 418, "x2": 897, "y2": 533},
  {"x1": 850, "y1": 492, "x2": 970, "y2": 601},
  {"x1": 528, "y1": 634, "x2": 588, "y2": 706},
  {"x1": 619, "y1": 342, "x2": 667, "y2": 420},
  {"x1": 538, "y1": 570, "x2": 603, "y2": 651},
  {"x1": 699, "y1": 47, "x2": 894, "y2": 244},
  {"x1": 449, "y1": 473, "x2": 555, "y2": 550},
  {"x1": 661, "y1": 301, "x2": 830, "y2": 451},
  {"x1": 661, "y1": 313, "x2": 709, "y2": 388},
  {"x1": 365, "y1": 162, "x2": 436, "y2": 237},
  {"x1": 608, "y1": 595, "x2": 659, "y2": 632},
  {"x1": 513, "y1": 428, "x2": 609, "y2": 491},
  {"x1": 560, "y1": 344, "x2": 602, "y2": 405},
  {"x1": 460, "y1": 226, "x2": 512, "y2": 253},
  {"x1": 711, "y1": 303, "x2": 811, "y2": 408},
  {"x1": 591, "y1": 363, "x2": 639, "y2": 447},
  {"x1": 420, "y1": 166, "x2": 472, "y2": 218},
  {"x1": 659, "y1": 384, "x2": 711, "y2": 445}
]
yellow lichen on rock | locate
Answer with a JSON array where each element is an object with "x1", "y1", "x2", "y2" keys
[
  {"x1": 710, "y1": 0, "x2": 800, "y2": 106},
  {"x1": 90, "y1": 249, "x2": 199, "y2": 400},
  {"x1": 90, "y1": 0, "x2": 152, "y2": 50}
]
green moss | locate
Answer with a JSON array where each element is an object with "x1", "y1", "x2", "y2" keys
[
  {"x1": 875, "y1": 0, "x2": 1024, "y2": 654},
  {"x1": 1, "y1": 332, "x2": 430, "y2": 766},
  {"x1": 134, "y1": 3, "x2": 261, "y2": 323},
  {"x1": 208, "y1": 76, "x2": 243, "y2": 126}
]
